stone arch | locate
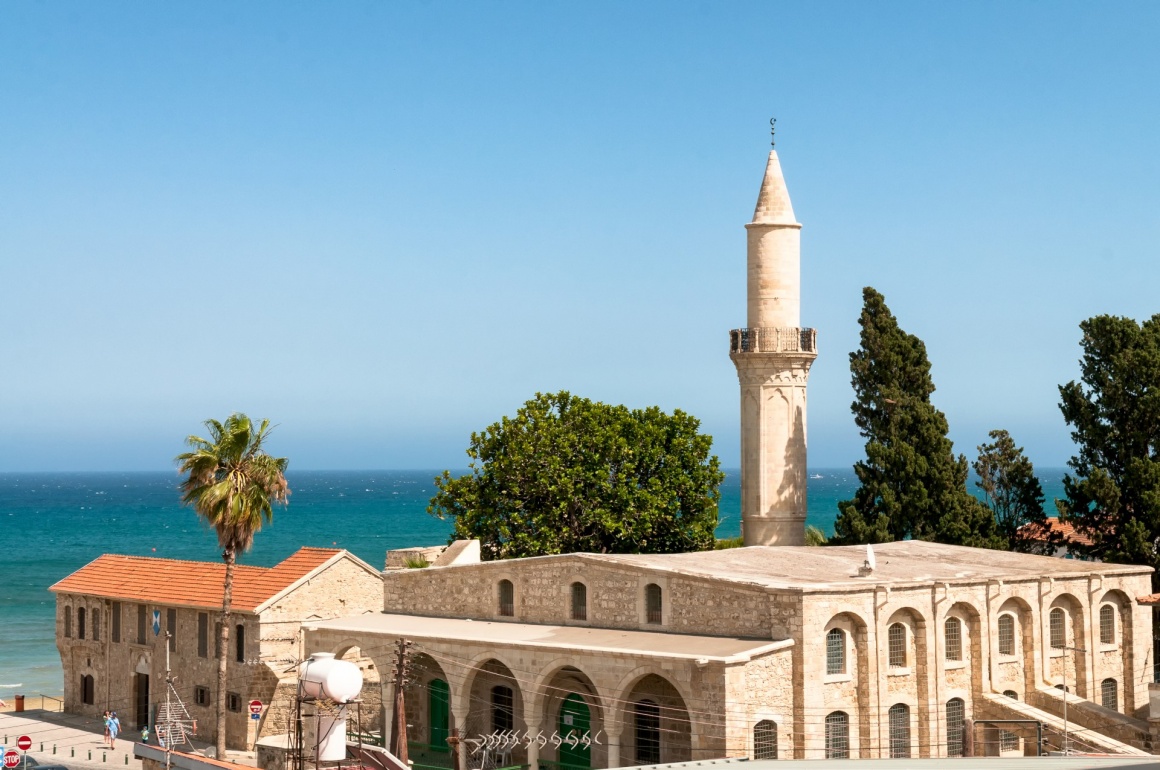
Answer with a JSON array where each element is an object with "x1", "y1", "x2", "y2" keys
[
  {"x1": 822, "y1": 611, "x2": 870, "y2": 758},
  {"x1": 404, "y1": 653, "x2": 452, "y2": 760},
  {"x1": 617, "y1": 671, "x2": 691, "y2": 766},
  {"x1": 536, "y1": 663, "x2": 607, "y2": 770},
  {"x1": 1048, "y1": 593, "x2": 1088, "y2": 697},
  {"x1": 884, "y1": 607, "x2": 930, "y2": 756},
  {"x1": 332, "y1": 643, "x2": 383, "y2": 734},
  {"x1": 942, "y1": 602, "x2": 982, "y2": 729},
  {"x1": 1098, "y1": 588, "x2": 1135, "y2": 712},
  {"x1": 995, "y1": 596, "x2": 1035, "y2": 696},
  {"x1": 462, "y1": 658, "x2": 528, "y2": 766}
]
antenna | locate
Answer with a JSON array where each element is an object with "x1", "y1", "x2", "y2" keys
[
  {"x1": 866, "y1": 544, "x2": 876, "y2": 570},
  {"x1": 155, "y1": 632, "x2": 196, "y2": 766}
]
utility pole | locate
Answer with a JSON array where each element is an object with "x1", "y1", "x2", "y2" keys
[{"x1": 389, "y1": 639, "x2": 412, "y2": 764}]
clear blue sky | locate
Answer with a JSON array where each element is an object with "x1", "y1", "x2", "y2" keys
[{"x1": 2, "y1": 2, "x2": 1158, "y2": 472}]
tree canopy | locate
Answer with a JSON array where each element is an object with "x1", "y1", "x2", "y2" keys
[
  {"x1": 1057, "y1": 314, "x2": 1160, "y2": 585},
  {"x1": 974, "y1": 429, "x2": 1049, "y2": 553},
  {"x1": 428, "y1": 391, "x2": 724, "y2": 559},
  {"x1": 833, "y1": 287, "x2": 1000, "y2": 548}
]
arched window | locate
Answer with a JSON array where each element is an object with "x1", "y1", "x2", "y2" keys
[
  {"x1": 235, "y1": 623, "x2": 245, "y2": 662},
  {"x1": 498, "y1": 580, "x2": 514, "y2": 617},
  {"x1": 645, "y1": 584, "x2": 662, "y2": 624},
  {"x1": 1100, "y1": 604, "x2": 1116, "y2": 644},
  {"x1": 81, "y1": 674, "x2": 95, "y2": 705},
  {"x1": 888, "y1": 703, "x2": 910, "y2": 758},
  {"x1": 944, "y1": 617, "x2": 962, "y2": 661},
  {"x1": 824, "y1": 712, "x2": 849, "y2": 759},
  {"x1": 1003, "y1": 690, "x2": 1018, "y2": 700},
  {"x1": 78, "y1": 607, "x2": 87, "y2": 640},
  {"x1": 998, "y1": 614, "x2": 1015, "y2": 655},
  {"x1": 92, "y1": 608, "x2": 100, "y2": 642},
  {"x1": 826, "y1": 628, "x2": 846, "y2": 675},
  {"x1": 634, "y1": 699, "x2": 661, "y2": 765},
  {"x1": 1050, "y1": 607, "x2": 1066, "y2": 649},
  {"x1": 753, "y1": 720, "x2": 777, "y2": 760},
  {"x1": 888, "y1": 623, "x2": 907, "y2": 668},
  {"x1": 946, "y1": 698, "x2": 965, "y2": 757},
  {"x1": 491, "y1": 685, "x2": 514, "y2": 732},
  {"x1": 64, "y1": 607, "x2": 72, "y2": 638},
  {"x1": 571, "y1": 582, "x2": 587, "y2": 621},
  {"x1": 1101, "y1": 678, "x2": 1118, "y2": 711}
]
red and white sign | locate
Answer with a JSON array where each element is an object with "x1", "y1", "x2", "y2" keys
[
  {"x1": 248, "y1": 700, "x2": 263, "y2": 715},
  {"x1": 4, "y1": 750, "x2": 20, "y2": 768},
  {"x1": 15, "y1": 737, "x2": 31, "y2": 752}
]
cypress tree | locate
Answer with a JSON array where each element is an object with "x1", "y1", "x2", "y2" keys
[{"x1": 834, "y1": 287, "x2": 1000, "y2": 547}]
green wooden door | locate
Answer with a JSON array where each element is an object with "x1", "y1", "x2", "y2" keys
[
  {"x1": 558, "y1": 694, "x2": 591, "y2": 770},
  {"x1": 429, "y1": 679, "x2": 450, "y2": 751}
]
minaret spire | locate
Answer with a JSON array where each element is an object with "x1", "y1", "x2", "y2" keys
[{"x1": 729, "y1": 127, "x2": 817, "y2": 546}]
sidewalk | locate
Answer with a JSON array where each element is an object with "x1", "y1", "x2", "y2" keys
[{"x1": 0, "y1": 710, "x2": 252, "y2": 770}]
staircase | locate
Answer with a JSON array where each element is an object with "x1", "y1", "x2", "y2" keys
[{"x1": 978, "y1": 692, "x2": 1150, "y2": 756}]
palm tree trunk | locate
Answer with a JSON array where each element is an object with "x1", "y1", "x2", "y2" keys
[{"x1": 217, "y1": 547, "x2": 235, "y2": 758}]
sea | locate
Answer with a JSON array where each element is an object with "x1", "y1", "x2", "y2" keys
[{"x1": 0, "y1": 468, "x2": 1068, "y2": 699}]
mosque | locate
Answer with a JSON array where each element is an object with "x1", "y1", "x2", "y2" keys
[{"x1": 302, "y1": 140, "x2": 1157, "y2": 764}]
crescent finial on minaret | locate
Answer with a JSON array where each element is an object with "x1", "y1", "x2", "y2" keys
[{"x1": 770, "y1": 117, "x2": 776, "y2": 148}]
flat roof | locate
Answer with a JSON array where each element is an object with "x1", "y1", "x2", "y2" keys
[
  {"x1": 577, "y1": 541, "x2": 1151, "y2": 590},
  {"x1": 619, "y1": 758, "x2": 1160, "y2": 770},
  {"x1": 305, "y1": 612, "x2": 791, "y2": 663}
]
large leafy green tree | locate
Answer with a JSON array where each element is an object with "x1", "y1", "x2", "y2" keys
[
  {"x1": 834, "y1": 287, "x2": 1000, "y2": 547},
  {"x1": 974, "y1": 429, "x2": 1050, "y2": 553},
  {"x1": 429, "y1": 391, "x2": 724, "y2": 559},
  {"x1": 176, "y1": 414, "x2": 289, "y2": 756},
  {"x1": 1058, "y1": 314, "x2": 1160, "y2": 586}
]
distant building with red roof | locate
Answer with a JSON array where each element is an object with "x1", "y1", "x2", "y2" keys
[
  {"x1": 1017, "y1": 516, "x2": 1097, "y2": 558},
  {"x1": 50, "y1": 547, "x2": 382, "y2": 751}
]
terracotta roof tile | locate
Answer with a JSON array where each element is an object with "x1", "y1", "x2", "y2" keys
[
  {"x1": 50, "y1": 547, "x2": 342, "y2": 612},
  {"x1": 1016, "y1": 517, "x2": 1095, "y2": 547}
]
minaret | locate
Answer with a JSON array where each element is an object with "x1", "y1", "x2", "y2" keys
[{"x1": 729, "y1": 125, "x2": 817, "y2": 546}]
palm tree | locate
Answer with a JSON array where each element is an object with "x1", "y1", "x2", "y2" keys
[{"x1": 176, "y1": 413, "x2": 289, "y2": 757}]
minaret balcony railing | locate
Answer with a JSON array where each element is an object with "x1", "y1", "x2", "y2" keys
[{"x1": 730, "y1": 327, "x2": 817, "y2": 354}]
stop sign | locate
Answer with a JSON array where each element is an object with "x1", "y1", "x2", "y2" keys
[
  {"x1": 248, "y1": 700, "x2": 262, "y2": 715},
  {"x1": 15, "y1": 738, "x2": 30, "y2": 752},
  {"x1": 4, "y1": 751, "x2": 20, "y2": 769}
]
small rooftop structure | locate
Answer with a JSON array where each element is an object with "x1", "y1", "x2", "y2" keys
[{"x1": 1018, "y1": 516, "x2": 1096, "y2": 549}]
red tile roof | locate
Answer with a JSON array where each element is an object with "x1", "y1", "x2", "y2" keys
[
  {"x1": 1017, "y1": 517, "x2": 1095, "y2": 547},
  {"x1": 1136, "y1": 593, "x2": 1160, "y2": 605},
  {"x1": 50, "y1": 547, "x2": 343, "y2": 612}
]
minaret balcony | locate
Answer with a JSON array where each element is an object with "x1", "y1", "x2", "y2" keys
[{"x1": 730, "y1": 327, "x2": 817, "y2": 354}]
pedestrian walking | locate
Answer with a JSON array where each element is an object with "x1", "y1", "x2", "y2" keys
[
  {"x1": 109, "y1": 711, "x2": 121, "y2": 749},
  {"x1": 103, "y1": 711, "x2": 112, "y2": 748}
]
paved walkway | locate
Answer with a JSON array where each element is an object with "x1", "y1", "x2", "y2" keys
[{"x1": 0, "y1": 711, "x2": 254, "y2": 770}]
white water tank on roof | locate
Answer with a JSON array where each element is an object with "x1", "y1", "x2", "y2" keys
[{"x1": 300, "y1": 652, "x2": 364, "y2": 703}]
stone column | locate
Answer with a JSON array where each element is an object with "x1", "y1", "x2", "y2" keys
[{"x1": 605, "y1": 728, "x2": 622, "y2": 769}]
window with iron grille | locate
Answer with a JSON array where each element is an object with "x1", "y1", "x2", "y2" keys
[
  {"x1": 1050, "y1": 608, "x2": 1066, "y2": 649},
  {"x1": 888, "y1": 703, "x2": 910, "y2": 758},
  {"x1": 112, "y1": 601, "x2": 121, "y2": 643},
  {"x1": 645, "y1": 584, "x2": 663, "y2": 625},
  {"x1": 824, "y1": 712, "x2": 849, "y2": 759},
  {"x1": 491, "y1": 685, "x2": 514, "y2": 732},
  {"x1": 498, "y1": 580, "x2": 514, "y2": 617},
  {"x1": 78, "y1": 607, "x2": 86, "y2": 640},
  {"x1": 888, "y1": 623, "x2": 907, "y2": 668},
  {"x1": 1100, "y1": 604, "x2": 1115, "y2": 645},
  {"x1": 944, "y1": 617, "x2": 962, "y2": 661},
  {"x1": 998, "y1": 614, "x2": 1015, "y2": 655},
  {"x1": 1000, "y1": 730, "x2": 1019, "y2": 753},
  {"x1": 635, "y1": 700, "x2": 661, "y2": 765},
  {"x1": 571, "y1": 582, "x2": 587, "y2": 621},
  {"x1": 1101, "y1": 678, "x2": 1118, "y2": 711},
  {"x1": 753, "y1": 720, "x2": 777, "y2": 760},
  {"x1": 826, "y1": 628, "x2": 846, "y2": 675},
  {"x1": 195, "y1": 686, "x2": 210, "y2": 707},
  {"x1": 946, "y1": 698, "x2": 965, "y2": 757}
]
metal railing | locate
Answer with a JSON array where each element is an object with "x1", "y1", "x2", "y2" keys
[{"x1": 730, "y1": 327, "x2": 817, "y2": 354}]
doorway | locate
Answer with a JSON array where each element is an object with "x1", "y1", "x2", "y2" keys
[
  {"x1": 134, "y1": 673, "x2": 150, "y2": 729},
  {"x1": 558, "y1": 694, "x2": 590, "y2": 770}
]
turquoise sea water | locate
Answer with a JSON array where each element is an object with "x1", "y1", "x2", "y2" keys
[{"x1": 0, "y1": 468, "x2": 1067, "y2": 698}]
